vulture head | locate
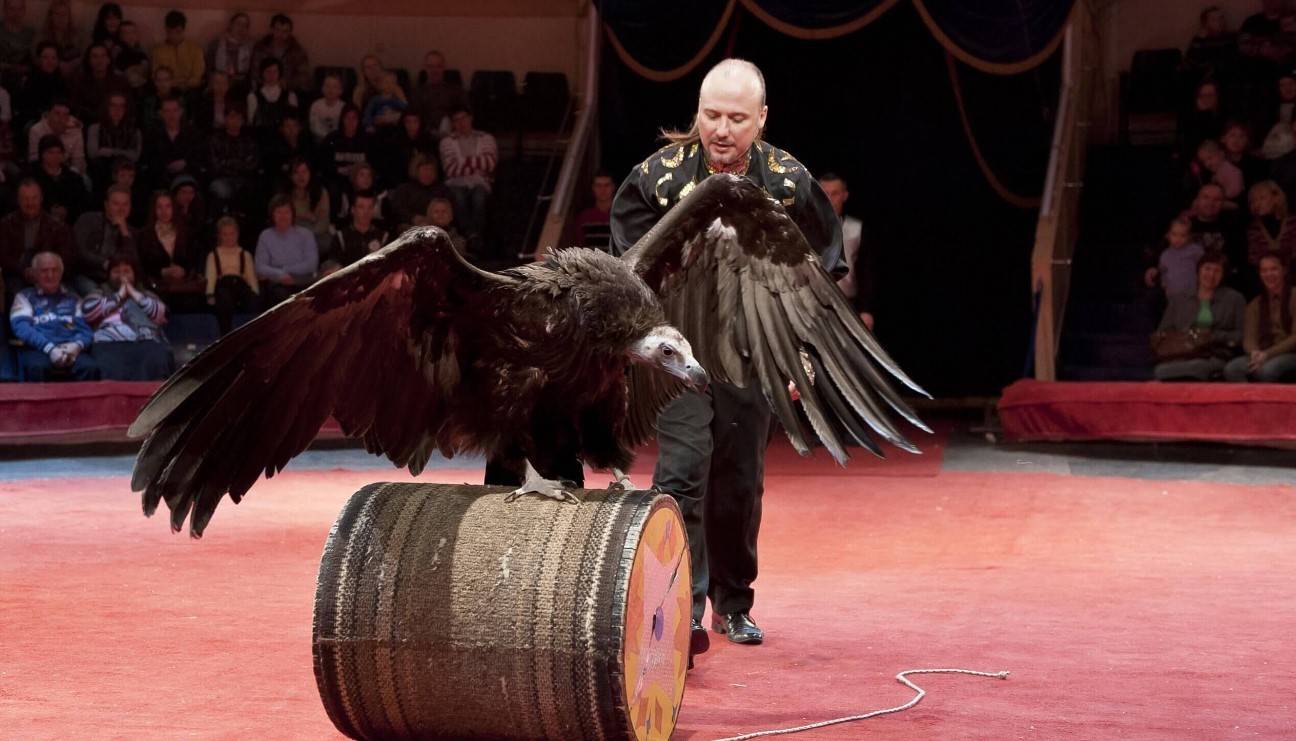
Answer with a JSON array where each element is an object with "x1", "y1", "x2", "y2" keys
[{"x1": 628, "y1": 325, "x2": 708, "y2": 391}]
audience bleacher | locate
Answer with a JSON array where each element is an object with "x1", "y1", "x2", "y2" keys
[{"x1": 0, "y1": 3, "x2": 572, "y2": 384}]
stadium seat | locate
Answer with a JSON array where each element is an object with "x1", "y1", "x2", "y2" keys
[
  {"x1": 520, "y1": 72, "x2": 571, "y2": 132},
  {"x1": 166, "y1": 313, "x2": 221, "y2": 366},
  {"x1": 469, "y1": 70, "x2": 520, "y2": 134}
]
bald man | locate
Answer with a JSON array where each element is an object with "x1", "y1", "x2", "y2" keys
[{"x1": 610, "y1": 58, "x2": 844, "y2": 666}]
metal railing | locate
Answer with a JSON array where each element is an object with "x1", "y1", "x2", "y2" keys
[{"x1": 1030, "y1": 1, "x2": 1099, "y2": 381}]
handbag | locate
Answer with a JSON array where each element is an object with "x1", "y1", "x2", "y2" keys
[{"x1": 1149, "y1": 328, "x2": 1216, "y2": 362}]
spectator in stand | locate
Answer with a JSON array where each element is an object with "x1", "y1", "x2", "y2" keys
[
  {"x1": 439, "y1": 103, "x2": 497, "y2": 241},
  {"x1": 378, "y1": 109, "x2": 434, "y2": 188},
  {"x1": 0, "y1": 179, "x2": 75, "y2": 302},
  {"x1": 27, "y1": 99, "x2": 84, "y2": 173},
  {"x1": 151, "y1": 11, "x2": 205, "y2": 92},
  {"x1": 18, "y1": 42, "x2": 67, "y2": 130},
  {"x1": 426, "y1": 197, "x2": 469, "y2": 255},
  {"x1": 110, "y1": 157, "x2": 144, "y2": 227},
  {"x1": 317, "y1": 103, "x2": 371, "y2": 206},
  {"x1": 137, "y1": 190, "x2": 198, "y2": 299},
  {"x1": 819, "y1": 172, "x2": 874, "y2": 330},
  {"x1": 250, "y1": 13, "x2": 311, "y2": 95},
  {"x1": 112, "y1": 20, "x2": 147, "y2": 89},
  {"x1": 263, "y1": 108, "x2": 314, "y2": 186},
  {"x1": 1245, "y1": 179, "x2": 1296, "y2": 274},
  {"x1": 205, "y1": 12, "x2": 253, "y2": 95},
  {"x1": 1182, "y1": 80, "x2": 1227, "y2": 159},
  {"x1": 91, "y1": 3, "x2": 122, "y2": 59},
  {"x1": 572, "y1": 170, "x2": 614, "y2": 250},
  {"x1": 72, "y1": 184, "x2": 136, "y2": 294},
  {"x1": 169, "y1": 175, "x2": 208, "y2": 250},
  {"x1": 1239, "y1": 0, "x2": 1286, "y2": 66},
  {"x1": 192, "y1": 70, "x2": 231, "y2": 135},
  {"x1": 309, "y1": 73, "x2": 344, "y2": 142},
  {"x1": 255, "y1": 194, "x2": 317, "y2": 305},
  {"x1": 1153, "y1": 251, "x2": 1245, "y2": 381},
  {"x1": 1146, "y1": 217, "x2": 1207, "y2": 301},
  {"x1": 137, "y1": 65, "x2": 177, "y2": 133},
  {"x1": 206, "y1": 215, "x2": 258, "y2": 333},
  {"x1": 387, "y1": 151, "x2": 451, "y2": 231},
  {"x1": 0, "y1": 279, "x2": 14, "y2": 380},
  {"x1": 281, "y1": 157, "x2": 330, "y2": 253},
  {"x1": 1260, "y1": 72, "x2": 1296, "y2": 159},
  {"x1": 363, "y1": 70, "x2": 406, "y2": 134},
  {"x1": 1270, "y1": 118, "x2": 1296, "y2": 200},
  {"x1": 1196, "y1": 139, "x2": 1246, "y2": 206},
  {"x1": 353, "y1": 54, "x2": 387, "y2": 111},
  {"x1": 9, "y1": 250, "x2": 99, "y2": 380},
  {"x1": 410, "y1": 50, "x2": 466, "y2": 136},
  {"x1": 141, "y1": 94, "x2": 202, "y2": 191},
  {"x1": 1187, "y1": 7, "x2": 1239, "y2": 85},
  {"x1": 1184, "y1": 182, "x2": 1246, "y2": 268},
  {"x1": 1224, "y1": 250, "x2": 1296, "y2": 381},
  {"x1": 247, "y1": 57, "x2": 298, "y2": 142},
  {"x1": 80, "y1": 255, "x2": 173, "y2": 380},
  {"x1": 1222, "y1": 120, "x2": 1268, "y2": 189},
  {"x1": 28, "y1": 135, "x2": 89, "y2": 224},
  {"x1": 0, "y1": 0, "x2": 35, "y2": 90},
  {"x1": 86, "y1": 91, "x2": 140, "y2": 194},
  {"x1": 207, "y1": 102, "x2": 261, "y2": 218},
  {"x1": 1146, "y1": 216, "x2": 1207, "y2": 322},
  {"x1": 328, "y1": 189, "x2": 387, "y2": 268},
  {"x1": 69, "y1": 43, "x2": 130, "y2": 126},
  {"x1": 333, "y1": 162, "x2": 386, "y2": 227},
  {"x1": 39, "y1": 0, "x2": 79, "y2": 79}
]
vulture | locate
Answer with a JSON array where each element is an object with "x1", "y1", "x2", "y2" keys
[{"x1": 130, "y1": 174, "x2": 930, "y2": 537}]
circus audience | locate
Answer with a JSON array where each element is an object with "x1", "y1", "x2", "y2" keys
[
  {"x1": 113, "y1": 21, "x2": 148, "y2": 89},
  {"x1": 387, "y1": 151, "x2": 450, "y2": 231},
  {"x1": 1152, "y1": 252, "x2": 1246, "y2": 381},
  {"x1": 439, "y1": 102, "x2": 496, "y2": 241},
  {"x1": 80, "y1": 255, "x2": 173, "y2": 380},
  {"x1": 205, "y1": 12, "x2": 253, "y2": 93},
  {"x1": 328, "y1": 190, "x2": 387, "y2": 268},
  {"x1": 72, "y1": 184, "x2": 136, "y2": 295},
  {"x1": 9, "y1": 251, "x2": 100, "y2": 381},
  {"x1": 255, "y1": 194, "x2": 317, "y2": 306},
  {"x1": 205, "y1": 216, "x2": 258, "y2": 334},
  {"x1": 1224, "y1": 250, "x2": 1296, "y2": 381},
  {"x1": 0, "y1": 180, "x2": 75, "y2": 300},
  {"x1": 0, "y1": 11, "x2": 556, "y2": 384},
  {"x1": 250, "y1": 14, "x2": 311, "y2": 95}
]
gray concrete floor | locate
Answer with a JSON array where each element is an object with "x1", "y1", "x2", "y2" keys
[{"x1": 1, "y1": 414, "x2": 1292, "y2": 486}]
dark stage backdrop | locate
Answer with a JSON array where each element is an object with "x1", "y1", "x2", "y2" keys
[{"x1": 596, "y1": 1, "x2": 1065, "y2": 397}]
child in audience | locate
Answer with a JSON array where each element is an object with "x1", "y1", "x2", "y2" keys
[
  {"x1": 362, "y1": 71, "x2": 406, "y2": 133},
  {"x1": 309, "y1": 73, "x2": 344, "y2": 142},
  {"x1": 1146, "y1": 217, "x2": 1206, "y2": 298},
  {"x1": 206, "y1": 216, "x2": 260, "y2": 334}
]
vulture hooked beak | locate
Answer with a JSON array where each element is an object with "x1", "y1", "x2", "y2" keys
[{"x1": 630, "y1": 327, "x2": 709, "y2": 392}]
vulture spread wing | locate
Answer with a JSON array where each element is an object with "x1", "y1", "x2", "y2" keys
[
  {"x1": 130, "y1": 227, "x2": 517, "y2": 536},
  {"x1": 622, "y1": 174, "x2": 931, "y2": 462}
]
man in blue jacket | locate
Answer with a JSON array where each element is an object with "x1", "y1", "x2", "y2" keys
[{"x1": 9, "y1": 251, "x2": 100, "y2": 381}]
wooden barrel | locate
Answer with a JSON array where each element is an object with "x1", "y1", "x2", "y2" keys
[{"x1": 312, "y1": 482, "x2": 691, "y2": 741}]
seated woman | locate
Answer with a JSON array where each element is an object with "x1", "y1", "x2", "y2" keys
[
  {"x1": 1245, "y1": 180, "x2": 1296, "y2": 278},
  {"x1": 1224, "y1": 251, "x2": 1296, "y2": 382},
  {"x1": 281, "y1": 157, "x2": 331, "y2": 254},
  {"x1": 81, "y1": 256, "x2": 175, "y2": 381},
  {"x1": 205, "y1": 216, "x2": 260, "y2": 334},
  {"x1": 85, "y1": 91, "x2": 141, "y2": 195},
  {"x1": 255, "y1": 194, "x2": 318, "y2": 306},
  {"x1": 1153, "y1": 251, "x2": 1246, "y2": 381},
  {"x1": 137, "y1": 191, "x2": 202, "y2": 311}
]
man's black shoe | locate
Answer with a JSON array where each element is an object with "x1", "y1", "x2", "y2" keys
[
  {"x1": 711, "y1": 612, "x2": 764, "y2": 644},
  {"x1": 688, "y1": 619, "x2": 710, "y2": 669}
]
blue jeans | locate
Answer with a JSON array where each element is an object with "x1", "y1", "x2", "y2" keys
[
  {"x1": 1223, "y1": 352, "x2": 1296, "y2": 382},
  {"x1": 450, "y1": 185, "x2": 489, "y2": 238},
  {"x1": 17, "y1": 349, "x2": 101, "y2": 381}
]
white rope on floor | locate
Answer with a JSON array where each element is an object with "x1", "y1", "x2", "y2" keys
[{"x1": 708, "y1": 668, "x2": 1011, "y2": 741}]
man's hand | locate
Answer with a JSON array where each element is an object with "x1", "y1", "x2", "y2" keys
[
  {"x1": 161, "y1": 264, "x2": 186, "y2": 280},
  {"x1": 48, "y1": 346, "x2": 69, "y2": 368},
  {"x1": 167, "y1": 160, "x2": 186, "y2": 174},
  {"x1": 859, "y1": 312, "x2": 875, "y2": 331},
  {"x1": 1144, "y1": 267, "x2": 1159, "y2": 288},
  {"x1": 278, "y1": 274, "x2": 295, "y2": 286}
]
